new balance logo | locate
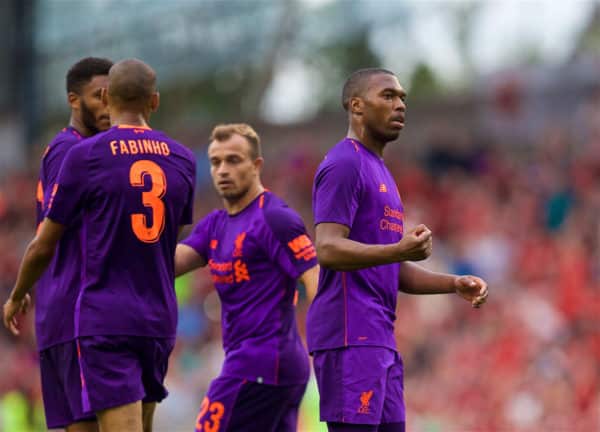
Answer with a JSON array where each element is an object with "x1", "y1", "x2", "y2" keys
[{"x1": 379, "y1": 183, "x2": 387, "y2": 193}]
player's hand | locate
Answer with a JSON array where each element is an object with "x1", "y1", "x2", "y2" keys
[
  {"x1": 454, "y1": 275, "x2": 488, "y2": 308},
  {"x1": 394, "y1": 224, "x2": 432, "y2": 262},
  {"x1": 3, "y1": 294, "x2": 31, "y2": 336}
]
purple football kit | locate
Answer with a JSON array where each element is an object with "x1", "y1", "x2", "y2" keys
[
  {"x1": 181, "y1": 191, "x2": 317, "y2": 432},
  {"x1": 307, "y1": 138, "x2": 406, "y2": 427},
  {"x1": 35, "y1": 126, "x2": 98, "y2": 429},
  {"x1": 46, "y1": 124, "x2": 196, "y2": 415}
]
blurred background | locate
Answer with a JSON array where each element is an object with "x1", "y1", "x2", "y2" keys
[{"x1": 1, "y1": 0, "x2": 600, "y2": 430}]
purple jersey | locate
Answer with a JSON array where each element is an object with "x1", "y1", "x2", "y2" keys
[
  {"x1": 46, "y1": 125, "x2": 196, "y2": 339},
  {"x1": 35, "y1": 126, "x2": 85, "y2": 350},
  {"x1": 181, "y1": 191, "x2": 316, "y2": 385},
  {"x1": 307, "y1": 138, "x2": 404, "y2": 352}
]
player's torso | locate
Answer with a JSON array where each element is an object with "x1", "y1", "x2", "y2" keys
[
  {"x1": 308, "y1": 141, "x2": 404, "y2": 352},
  {"x1": 75, "y1": 125, "x2": 194, "y2": 338},
  {"x1": 35, "y1": 127, "x2": 84, "y2": 350},
  {"x1": 206, "y1": 201, "x2": 296, "y2": 330},
  {"x1": 85, "y1": 126, "x2": 193, "y2": 257},
  {"x1": 205, "y1": 197, "x2": 308, "y2": 385},
  {"x1": 351, "y1": 145, "x2": 404, "y2": 246}
]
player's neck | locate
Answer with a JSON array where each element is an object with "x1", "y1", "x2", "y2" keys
[
  {"x1": 347, "y1": 127, "x2": 385, "y2": 158},
  {"x1": 223, "y1": 183, "x2": 265, "y2": 215},
  {"x1": 69, "y1": 115, "x2": 93, "y2": 137},
  {"x1": 110, "y1": 112, "x2": 150, "y2": 129}
]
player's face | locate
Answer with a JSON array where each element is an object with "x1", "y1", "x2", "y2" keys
[
  {"x1": 208, "y1": 134, "x2": 262, "y2": 202},
  {"x1": 361, "y1": 74, "x2": 406, "y2": 143},
  {"x1": 78, "y1": 75, "x2": 111, "y2": 133}
]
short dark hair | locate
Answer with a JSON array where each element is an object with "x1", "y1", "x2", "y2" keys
[
  {"x1": 342, "y1": 68, "x2": 396, "y2": 111},
  {"x1": 66, "y1": 57, "x2": 113, "y2": 94},
  {"x1": 210, "y1": 123, "x2": 262, "y2": 159}
]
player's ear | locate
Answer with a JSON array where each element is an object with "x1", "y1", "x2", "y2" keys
[
  {"x1": 67, "y1": 92, "x2": 80, "y2": 110},
  {"x1": 349, "y1": 97, "x2": 363, "y2": 115},
  {"x1": 253, "y1": 156, "x2": 264, "y2": 173},
  {"x1": 150, "y1": 92, "x2": 160, "y2": 112}
]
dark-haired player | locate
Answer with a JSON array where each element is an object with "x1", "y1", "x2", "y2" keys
[
  {"x1": 307, "y1": 68, "x2": 489, "y2": 432},
  {"x1": 22, "y1": 56, "x2": 112, "y2": 432},
  {"x1": 4, "y1": 59, "x2": 196, "y2": 432},
  {"x1": 175, "y1": 123, "x2": 319, "y2": 432}
]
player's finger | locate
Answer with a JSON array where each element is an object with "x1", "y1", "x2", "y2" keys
[
  {"x1": 413, "y1": 224, "x2": 428, "y2": 235},
  {"x1": 472, "y1": 293, "x2": 488, "y2": 307},
  {"x1": 21, "y1": 295, "x2": 31, "y2": 314},
  {"x1": 9, "y1": 317, "x2": 19, "y2": 336},
  {"x1": 416, "y1": 229, "x2": 432, "y2": 242}
]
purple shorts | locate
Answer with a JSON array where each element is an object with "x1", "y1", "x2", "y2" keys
[
  {"x1": 194, "y1": 376, "x2": 307, "y2": 432},
  {"x1": 313, "y1": 346, "x2": 405, "y2": 425},
  {"x1": 76, "y1": 335, "x2": 175, "y2": 413},
  {"x1": 39, "y1": 341, "x2": 96, "y2": 429}
]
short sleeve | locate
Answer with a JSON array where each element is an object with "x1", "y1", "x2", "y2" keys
[
  {"x1": 263, "y1": 203, "x2": 317, "y2": 279},
  {"x1": 180, "y1": 157, "x2": 197, "y2": 225},
  {"x1": 180, "y1": 211, "x2": 217, "y2": 260},
  {"x1": 312, "y1": 153, "x2": 361, "y2": 228},
  {"x1": 45, "y1": 143, "x2": 89, "y2": 227},
  {"x1": 41, "y1": 141, "x2": 71, "y2": 213}
]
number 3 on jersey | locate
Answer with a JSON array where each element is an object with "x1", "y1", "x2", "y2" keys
[{"x1": 129, "y1": 160, "x2": 167, "y2": 243}]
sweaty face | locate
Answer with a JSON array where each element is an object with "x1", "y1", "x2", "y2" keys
[
  {"x1": 78, "y1": 75, "x2": 110, "y2": 133},
  {"x1": 361, "y1": 74, "x2": 407, "y2": 143},
  {"x1": 208, "y1": 134, "x2": 260, "y2": 203}
]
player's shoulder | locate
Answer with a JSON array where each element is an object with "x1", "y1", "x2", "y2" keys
[
  {"x1": 260, "y1": 191, "x2": 306, "y2": 238},
  {"x1": 44, "y1": 127, "x2": 83, "y2": 158},
  {"x1": 189, "y1": 208, "x2": 226, "y2": 238},
  {"x1": 152, "y1": 130, "x2": 196, "y2": 161},
  {"x1": 320, "y1": 138, "x2": 363, "y2": 170}
]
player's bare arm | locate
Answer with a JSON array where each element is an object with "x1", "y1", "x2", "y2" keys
[
  {"x1": 298, "y1": 264, "x2": 319, "y2": 302},
  {"x1": 315, "y1": 222, "x2": 432, "y2": 271},
  {"x1": 174, "y1": 243, "x2": 207, "y2": 277},
  {"x1": 3, "y1": 218, "x2": 65, "y2": 335},
  {"x1": 398, "y1": 261, "x2": 488, "y2": 308}
]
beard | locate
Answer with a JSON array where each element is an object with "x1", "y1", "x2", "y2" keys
[
  {"x1": 219, "y1": 184, "x2": 251, "y2": 204},
  {"x1": 366, "y1": 123, "x2": 400, "y2": 144},
  {"x1": 80, "y1": 100, "x2": 101, "y2": 135}
]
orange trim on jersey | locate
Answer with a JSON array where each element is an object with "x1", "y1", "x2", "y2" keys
[
  {"x1": 342, "y1": 272, "x2": 348, "y2": 346},
  {"x1": 349, "y1": 139, "x2": 360, "y2": 152},
  {"x1": 117, "y1": 124, "x2": 152, "y2": 130},
  {"x1": 259, "y1": 194, "x2": 265, "y2": 209},
  {"x1": 36, "y1": 180, "x2": 44, "y2": 204}
]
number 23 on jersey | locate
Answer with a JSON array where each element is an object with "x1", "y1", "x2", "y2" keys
[{"x1": 195, "y1": 397, "x2": 225, "y2": 432}]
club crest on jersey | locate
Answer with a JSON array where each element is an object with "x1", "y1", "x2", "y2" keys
[
  {"x1": 358, "y1": 390, "x2": 373, "y2": 414},
  {"x1": 233, "y1": 232, "x2": 246, "y2": 257}
]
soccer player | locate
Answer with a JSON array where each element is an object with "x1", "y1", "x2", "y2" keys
[
  {"x1": 3, "y1": 59, "x2": 196, "y2": 432},
  {"x1": 17, "y1": 56, "x2": 113, "y2": 432},
  {"x1": 307, "y1": 68, "x2": 489, "y2": 432},
  {"x1": 174, "y1": 123, "x2": 319, "y2": 432}
]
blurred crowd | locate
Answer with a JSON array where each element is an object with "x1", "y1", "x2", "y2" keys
[{"x1": 1, "y1": 92, "x2": 600, "y2": 431}]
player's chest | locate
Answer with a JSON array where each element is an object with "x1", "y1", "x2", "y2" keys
[
  {"x1": 205, "y1": 224, "x2": 266, "y2": 286},
  {"x1": 357, "y1": 166, "x2": 405, "y2": 238}
]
